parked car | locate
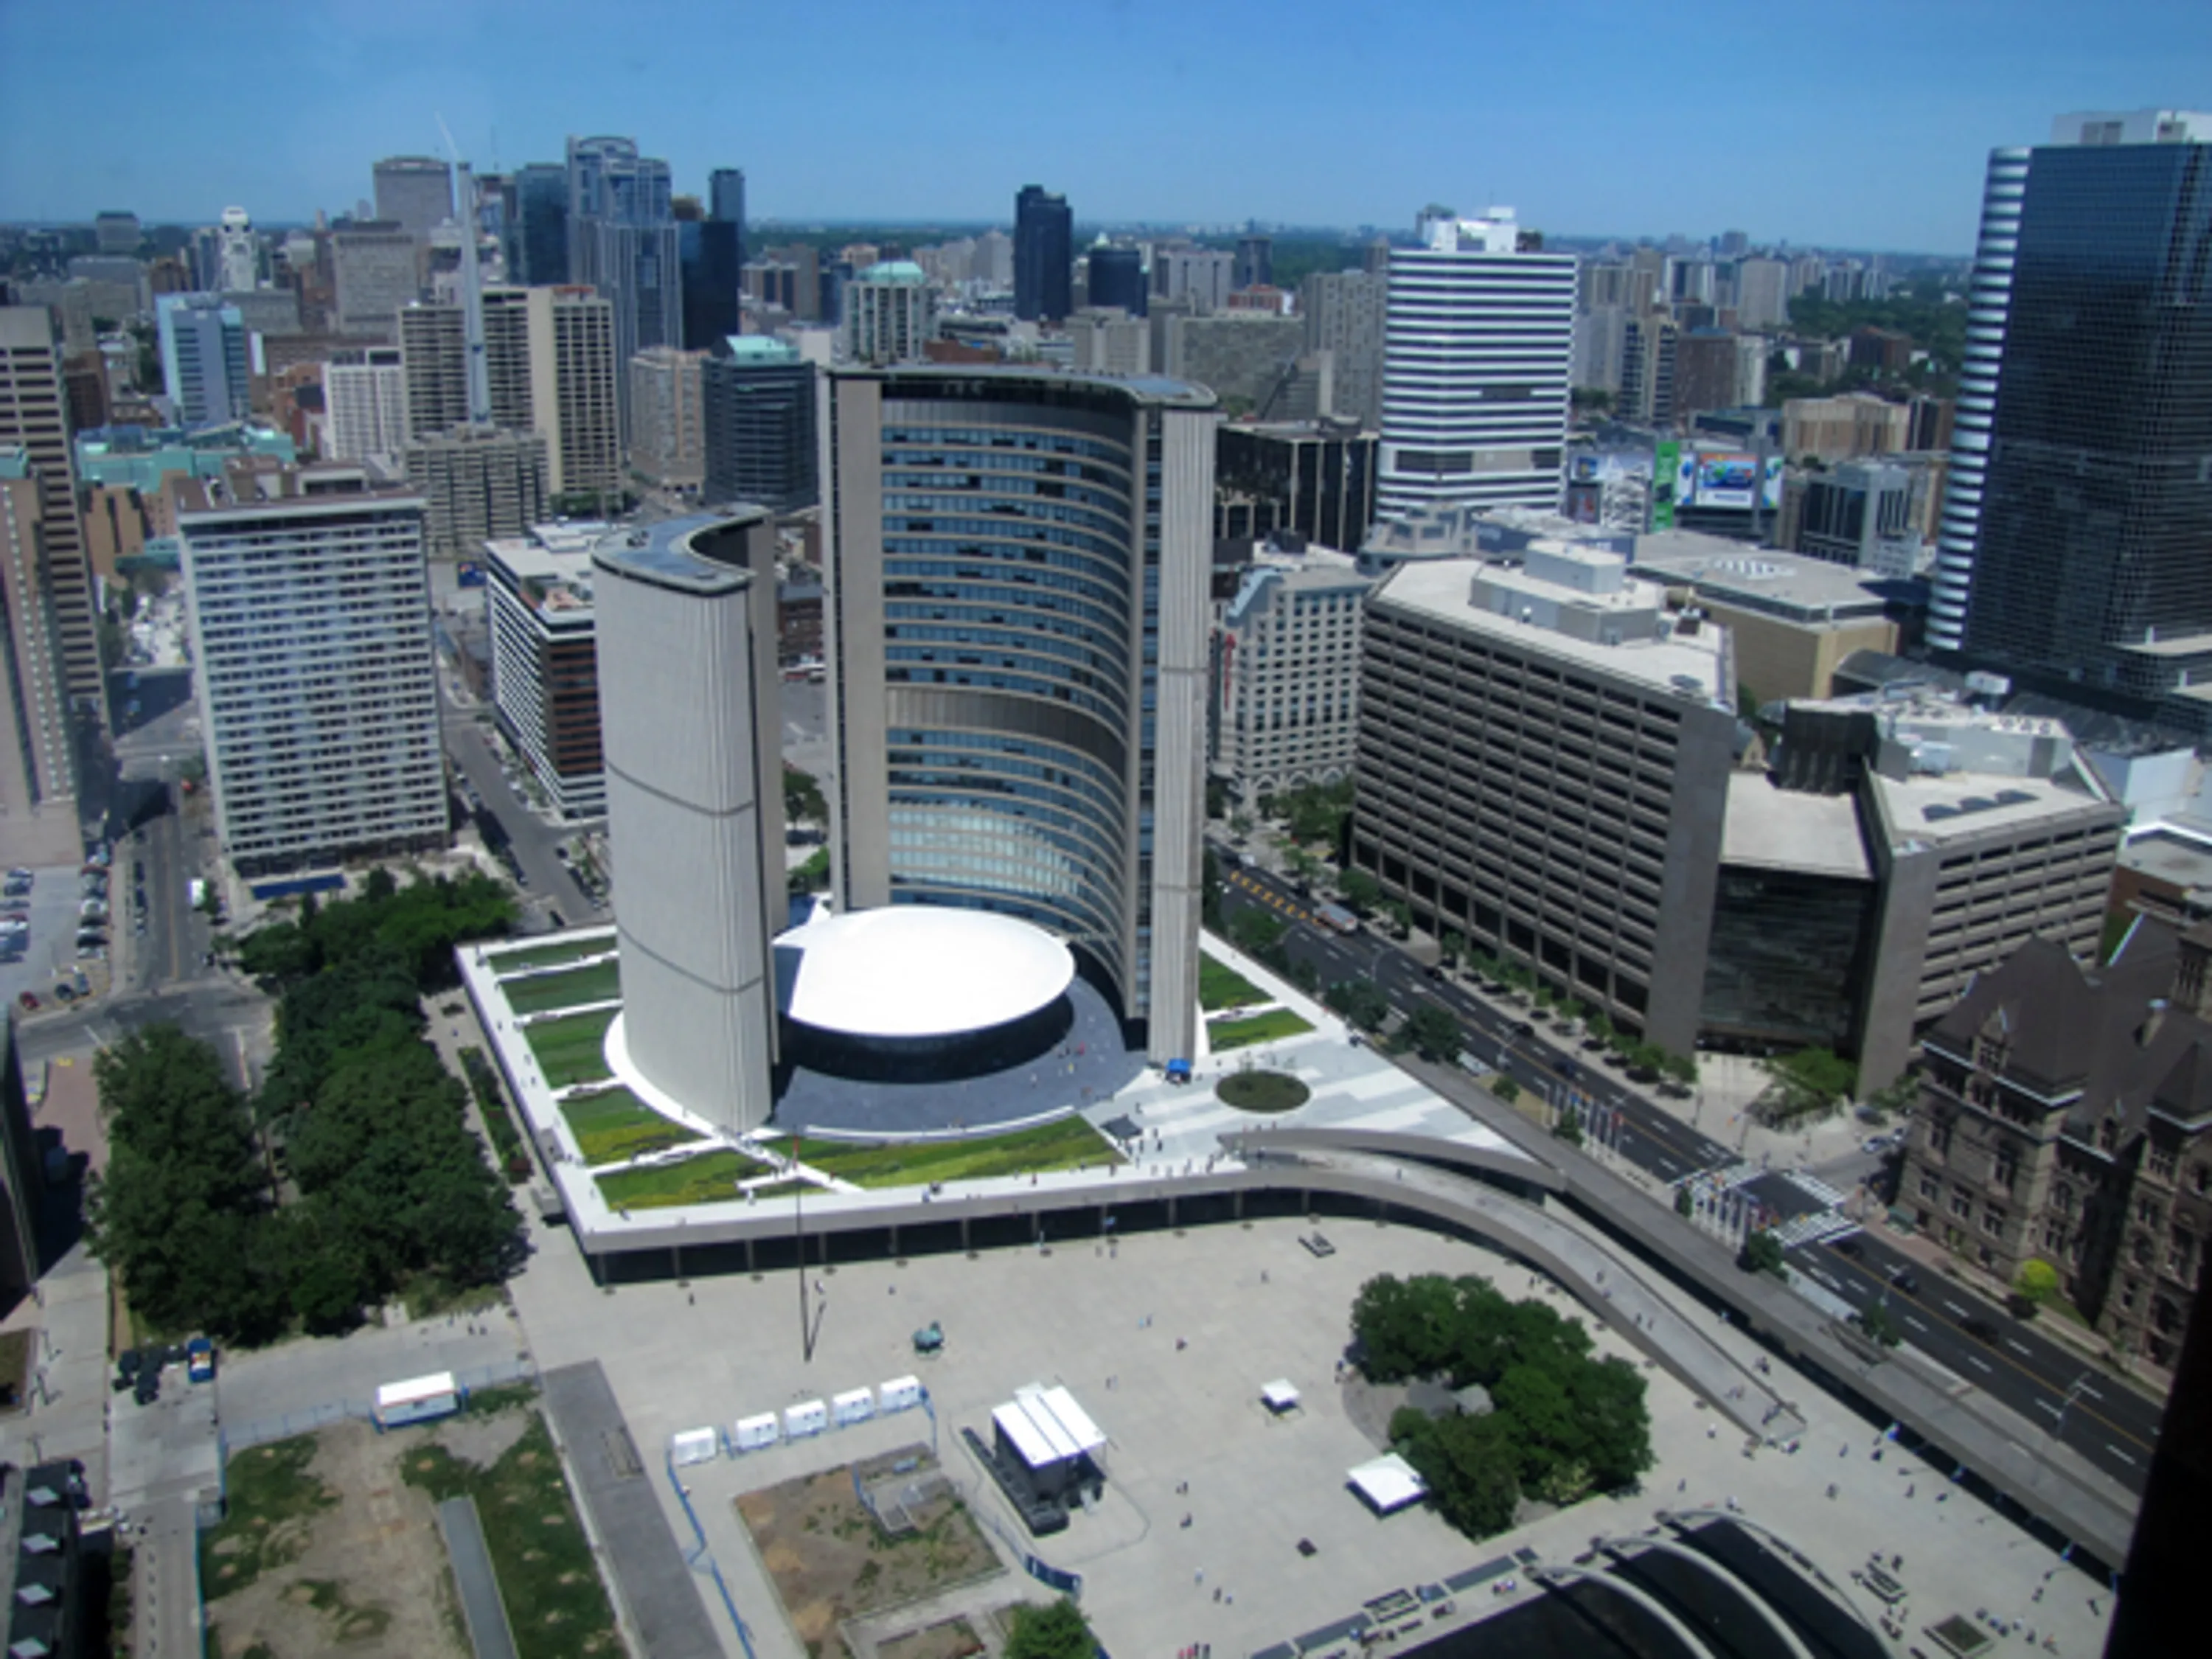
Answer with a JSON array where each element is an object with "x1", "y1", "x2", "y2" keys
[{"x1": 15, "y1": 992, "x2": 37, "y2": 1012}]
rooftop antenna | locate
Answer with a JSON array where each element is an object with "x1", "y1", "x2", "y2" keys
[{"x1": 437, "y1": 112, "x2": 492, "y2": 425}]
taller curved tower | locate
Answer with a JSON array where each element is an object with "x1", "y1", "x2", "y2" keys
[{"x1": 821, "y1": 366, "x2": 1217, "y2": 1061}]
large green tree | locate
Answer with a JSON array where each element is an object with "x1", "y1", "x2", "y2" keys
[
  {"x1": 1395, "y1": 1408, "x2": 1522, "y2": 1539},
  {"x1": 1004, "y1": 1599, "x2": 1098, "y2": 1659}
]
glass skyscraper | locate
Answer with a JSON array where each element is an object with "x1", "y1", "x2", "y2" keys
[
  {"x1": 508, "y1": 164, "x2": 568, "y2": 286},
  {"x1": 1013, "y1": 185, "x2": 1072, "y2": 323},
  {"x1": 1933, "y1": 110, "x2": 2212, "y2": 719}
]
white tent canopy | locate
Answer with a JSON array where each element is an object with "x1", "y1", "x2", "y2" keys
[
  {"x1": 1261, "y1": 1379, "x2": 1300, "y2": 1412},
  {"x1": 992, "y1": 1382, "x2": 1107, "y2": 1472},
  {"x1": 1347, "y1": 1453, "x2": 1427, "y2": 1514}
]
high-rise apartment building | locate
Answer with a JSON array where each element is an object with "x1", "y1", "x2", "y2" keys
[
  {"x1": 179, "y1": 487, "x2": 447, "y2": 877},
  {"x1": 373, "y1": 157, "x2": 455, "y2": 239},
  {"x1": 509, "y1": 164, "x2": 568, "y2": 286},
  {"x1": 154, "y1": 294, "x2": 250, "y2": 428},
  {"x1": 323, "y1": 345, "x2": 407, "y2": 462},
  {"x1": 524, "y1": 286, "x2": 621, "y2": 501},
  {"x1": 0, "y1": 453, "x2": 80, "y2": 862},
  {"x1": 1213, "y1": 553, "x2": 1371, "y2": 806},
  {"x1": 1013, "y1": 185, "x2": 1072, "y2": 323},
  {"x1": 1617, "y1": 315, "x2": 1678, "y2": 428},
  {"x1": 400, "y1": 425, "x2": 549, "y2": 559},
  {"x1": 840, "y1": 262, "x2": 935, "y2": 365},
  {"x1": 1234, "y1": 233, "x2": 1273, "y2": 291},
  {"x1": 627, "y1": 346, "x2": 706, "y2": 489},
  {"x1": 1733, "y1": 257, "x2": 1792, "y2": 332},
  {"x1": 331, "y1": 224, "x2": 421, "y2": 340},
  {"x1": 397, "y1": 288, "x2": 533, "y2": 439},
  {"x1": 1931, "y1": 109, "x2": 2212, "y2": 726},
  {"x1": 819, "y1": 364, "x2": 1218, "y2": 1061},
  {"x1": 1, "y1": 307, "x2": 105, "y2": 729},
  {"x1": 1377, "y1": 209, "x2": 1576, "y2": 521},
  {"x1": 700, "y1": 338, "x2": 816, "y2": 512},
  {"x1": 1299, "y1": 268, "x2": 1385, "y2": 430}
]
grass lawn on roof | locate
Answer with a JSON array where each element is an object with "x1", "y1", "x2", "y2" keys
[
  {"x1": 793, "y1": 1115, "x2": 1119, "y2": 1189},
  {"x1": 597, "y1": 1149, "x2": 768, "y2": 1211},
  {"x1": 501, "y1": 960, "x2": 622, "y2": 1016},
  {"x1": 522, "y1": 1007, "x2": 618, "y2": 1088},
  {"x1": 559, "y1": 1087, "x2": 703, "y2": 1166},
  {"x1": 485, "y1": 934, "x2": 615, "y2": 974}
]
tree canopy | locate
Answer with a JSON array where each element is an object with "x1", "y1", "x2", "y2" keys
[
  {"x1": 234, "y1": 870, "x2": 515, "y2": 991},
  {"x1": 1003, "y1": 1599, "x2": 1098, "y2": 1659},
  {"x1": 1358, "y1": 1272, "x2": 1652, "y2": 1535}
]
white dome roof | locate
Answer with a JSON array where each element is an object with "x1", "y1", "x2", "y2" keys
[{"x1": 775, "y1": 907, "x2": 1075, "y2": 1040}]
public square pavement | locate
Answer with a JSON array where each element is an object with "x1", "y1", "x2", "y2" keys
[{"x1": 504, "y1": 1201, "x2": 2115, "y2": 1659}]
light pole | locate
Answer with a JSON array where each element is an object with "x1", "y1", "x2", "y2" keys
[{"x1": 2051, "y1": 1371, "x2": 2094, "y2": 1442}]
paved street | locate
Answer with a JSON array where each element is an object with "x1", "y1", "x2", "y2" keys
[{"x1": 441, "y1": 694, "x2": 604, "y2": 929}]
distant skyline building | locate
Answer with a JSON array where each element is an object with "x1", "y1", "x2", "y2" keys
[
  {"x1": 700, "y1": 337, "x2": 816, "y2": 512},
  {"x1": 330, "y1": 223, "x2": 421, "y2": 340},
  {"x1": 840, "y1": 261, "x2": 934, "y2": 365},
  {"x1": 1377, "y1": 209, "x2": 1576, "y2": 521},
  {"x1": 1234, "y1": 233, "x2": 1273, "y2": 291},
  {"x1": 564, "y1": 136, "x2": 681, "y2": 438},
  {"x1": 216, "y1": 207, "x2": 257, "y2": 292},
  {"x1": 1931, "y1": 108, "x2": 2212, "y2": 729},
  {"x1": 1013, "y1": 184, "x2": 1071, "y2": 323},
  {"x1": 1298, "y1": 268, "x2": 1385, "y2": 429},
  {"x1": 508, "y1": 164, "x2": 569, "y2": 286},
  {"x1": 524, "y1": 285, "x2": 621, "y2": 501},
  {"x1": 94, "y1": 211, "x2": 140, "y2": 255},
  {"x1": 681, "y1": 167, "x2": 745, "y2": 350},
  {"x1": 322, "y1": 344, "x2": 407, "y2": 462},
  {"x1": 179, "y1": 487, "x2": 447, "y2": 877},
  {"x1": 1085, "y1": 245, "x2": 1147, "y2": 317},
  {"x1": 627, "y1": 345, "x2": 707, "y2": 490},
  {"x1": 1153, "y1": 247, "x2": 1234, "y2": 313},
  {"x1": 373, "y1": 156, "x2": 455, "y2": 239},
  {"x1": 818, "y1": 364, "x2": 1219, "y2": 1062},
  {"x1": 155, "y1": 293, "x2": 249, "y2": 428}
]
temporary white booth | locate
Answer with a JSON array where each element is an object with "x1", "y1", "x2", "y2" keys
[
  {"x1": 832, "y1": 1388, "x2": 875, "y2": 1427},
  {"x1": 1347, "y1": 1453, "x2": 1428, "y2": 1515},
  {"x1": 373, "y1": 1371, "x2": 461, "y2": 1429},
  {"x1": 734, "y1": 1413, "x2": 780, "y2": 1452},
  {"x1": 1260, "y1": 1379, "x2": 1301, "y2": 1414},
  {"x1": 785, "y1": 1399, "x2": 830, "y2": 1439},
  {"x1": 879, "y1": 1375, "x2": 924, "y2": 1413},
  {"x1": 670, "y1": 1427, "x2": 720, "y2": 1467}
]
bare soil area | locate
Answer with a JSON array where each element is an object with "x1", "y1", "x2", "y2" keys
[{"x1": 737, "y1": 1445, "x2": 1003, "y2": 1659}]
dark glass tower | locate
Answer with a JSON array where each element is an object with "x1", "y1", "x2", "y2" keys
[
  {"x1": 1086, "y1": 245, "x2": 1146, "y2": 316},
  {"x1": 509, "y1": 164, "x2": 568, "y2": 286},
  {"x1": 1933, "y1": 113, "x2": 2212, "y2": 719},
  {"x1": 1013, "y1": 184, "x2": 1072, "y2": 323}
]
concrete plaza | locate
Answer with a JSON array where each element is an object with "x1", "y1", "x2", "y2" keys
[{"x1": 504, "y1": 1200, "x2": 2115, "y2": 1659}]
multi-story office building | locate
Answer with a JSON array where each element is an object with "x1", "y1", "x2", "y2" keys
[
  {"x1": 1214, "y1": 551, "x2": 1371, "y2": 804},
  {"x1": 1352, "y1": 543, "x2": 1736, "y2": 1054},
  {"x1": 1214, "y1": 419, "x2": 1377, "y2": 549},
  {"x1": 681, "y1": 167, "x2": 745, "y2": 351},
  {"x1": 840, "y1": 262, "x2": 935, "y2": 366},
  {"x1": 819, "y1": 364, "x2": 1218, "y2": 1061},
  {"x1": 94, "y1": 210, "x2": 141, "y2": 255},
  {"x1": 700, "y1": 337, "x2": 815, "y2": 512},
  {"x1": 330, "y1": 224, "x2": 420, "y2": 340},
  {"x1": 1932, "y1": 109, "x2": 2212, "y2": 726},
  {"x1": 400, "y1": 425, "x2": 549, "y2": 559},
  {"x1": 486, "y1": 524, "x2": 610, "y2": 819},
  {"x1": 508, "y1": 164, "x2": 568, "y2": 285},
  {"x1": 179, "y1": 485, "x2": 447, "y2": 877},
  {"x1": 1086, "y1": 245, "x2": 1147, "y2": 316},
  {"x1": 627, "y1": 345, "x2": 706, "y2": 490},
  {"x1": 1788, "y1": 459, "x2": 1925, "y2": 572},
  {"x1": 591, "y1": 511, "x2": 785, "y2": 1129},
  {"x1": 1153, "y1": 248, "x2": 1235, "y2": 314},
  {"x1": 1904, "y1": 922, "x2": 2212, "y2": 1371},
  {"x1": 397, "y1": 289, "x2": 532, "y2": 439},
  {"x1": 1617, "y1": 315, "x2": 1677, "y2": 427},
  {"x1": 322, "y1": 345, "x2": 406, "y2": 462},
  {"x1": 1068, "y1": 310, "x2": 1150, "y2": 376},
  {"x1": 0, "y1": 454, "x2": 80, "y2": 863},
  {"x1": 523, "y1": 286, "x2": 621, "y2": 501},
  {"x1": 0, "y1": 307, "x2": 103, "y2": 730},
  {"x1": 373, "y1": 156, "x2": 454, "y2": 238},
  {"x1": 565, "y1": 136, "x2": 681, "y2": 436},
  {"x1": 1158, "y1": 313, "x2": 1306, "y2": 411},
  {"x1": 1013, "y1": 185, "x2": 1072, "y2": 323},
  {"x1": 1377, "y1": 209, "x2": 1576, "y2": 520},
  {"x1": 1299, "y1": 268, "x2": 1385, "y2": 431},
  {"x1": 155, "y1": 294, "x2": 248, "y2": 428},
  {"x1": 1784, "y1": 392, "x2": 1911, "y2": 464}
]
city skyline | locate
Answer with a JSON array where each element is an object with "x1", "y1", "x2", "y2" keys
[{"x1": 1, "y1": 0, "x2": 2205, "y2": 251}]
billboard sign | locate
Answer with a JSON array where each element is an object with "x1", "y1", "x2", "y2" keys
[
  {"x1": 1652, "y1": 440, "x2": 1681, "y2": 529},
  {"x1": 1691, "y1": 451, "x2": 1761, "y2": 511}
]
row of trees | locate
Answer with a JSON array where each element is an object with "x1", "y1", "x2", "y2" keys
[
  {"x1": 1354, "y1": 1273, "x2": 1653, "y2": 1539},
  {"x1": 88, "y1": 874, "x2": 526, "y2": 1343}
]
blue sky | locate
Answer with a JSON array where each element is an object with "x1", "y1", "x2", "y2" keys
[{"x1": 3, "y1": 0, "x2": 2205, "y2": 251}]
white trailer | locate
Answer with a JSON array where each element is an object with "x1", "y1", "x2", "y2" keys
[
  {"x1": 832, "y1": 1388, "x2": 874, "y2": 1427},
  {"x1": 373, "y1": 1371, "x2": 462, "y2": 1429},
  {"x1": 733, "y1": 1413, "x2": 780, "y2": 1453},
  {"x1": 784, "y1": 1399, "x2": 829, "y2": 1439}
]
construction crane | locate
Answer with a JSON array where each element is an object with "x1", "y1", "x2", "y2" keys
[{"x1": 436, "y1": 114, "x2": 491, "y2": 426}]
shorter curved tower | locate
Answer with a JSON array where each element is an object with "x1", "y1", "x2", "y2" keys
[{"x1": 592, "y1": 512, "x2": 785, "y2": 1132}]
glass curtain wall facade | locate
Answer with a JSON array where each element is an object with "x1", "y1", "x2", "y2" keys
[
  {"x1": 823, "y1": 367, "x2": 1216, "y2": 1060},
  {"x1": 1935, "y1": 133, "x2": 2212, "y2": 708}
]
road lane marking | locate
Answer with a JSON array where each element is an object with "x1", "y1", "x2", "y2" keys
[
  {"x1": 1966, "y1": 1355, "x2": 1993, "y2": 1374},
  {"x1": 2106, "y1": 1447, "x2": 2136, "y2": 1466}
]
